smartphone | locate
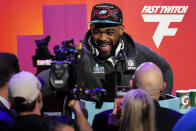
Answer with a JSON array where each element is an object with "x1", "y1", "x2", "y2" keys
[
  {"x1": 116, "y1": 86, "x2": 131, "y2": 98},
  {"x1": 115, "y1": 86, "x2": 131, "y2": 115}
]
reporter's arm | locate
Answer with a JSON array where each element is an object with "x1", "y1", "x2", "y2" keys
[
  {"x1": 107, "y1": 99, "x2": 120, "y2": 131},
  {"x1": 69, "y1": 100, "x2": 93, "y2": 131}
]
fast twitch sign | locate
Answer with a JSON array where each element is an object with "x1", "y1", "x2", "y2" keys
[{"x1": 141, "y1": 6, "x2": 188, "y2": 48}]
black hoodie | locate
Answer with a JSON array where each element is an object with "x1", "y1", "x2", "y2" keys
[{"x1": 75, "y1": 30, "x2": 173, "y2": 101}]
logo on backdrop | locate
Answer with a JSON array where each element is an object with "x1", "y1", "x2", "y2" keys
[{"x1": 141, "y1": 6, "x2": 188, "y2": 48}]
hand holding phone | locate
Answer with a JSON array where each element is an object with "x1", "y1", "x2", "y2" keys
[
  {"x1": 108, "y1": 99, "x2": 120, "y2": 126},
  {"x1": 115, "y1": 86, "x2": 131, "y2": 116}
]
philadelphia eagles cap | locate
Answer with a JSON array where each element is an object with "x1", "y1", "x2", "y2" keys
[{"x1": 89, "y1": 3, "x2": 123, "y2": 25}]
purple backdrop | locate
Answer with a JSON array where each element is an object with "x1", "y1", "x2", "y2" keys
[{"x1": 17, "y1": 4, "x2": 88, "y2": 74}]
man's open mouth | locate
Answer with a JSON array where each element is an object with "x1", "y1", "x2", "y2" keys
[{"x1": 97, "y1": 43, "x2": 112, "y2": 52}]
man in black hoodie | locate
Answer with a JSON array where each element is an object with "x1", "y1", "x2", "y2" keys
[{"x1": 76, "y1": 2, "x2": 173, "y2": 101}]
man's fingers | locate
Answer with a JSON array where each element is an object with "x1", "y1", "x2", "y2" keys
[{"x1": 68, "y1": 100, "x2": 76, "y2": 107}]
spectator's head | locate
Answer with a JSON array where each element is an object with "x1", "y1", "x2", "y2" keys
[
  {"x1": 89, "y1": 3, "x2": 124, "y2": 59},
  {"x1": 130, "y1": 62, "x2": 166, "y2": 100},
  {"x1": 0, "y1": 53, "x2": 20, "y2": 73},
  {"x1": 48, "y1": 116, "x2": 79, "y2": 131},
  {"x1": 0, "y1": 53, "x2": 19, "y2": 89},
  {"x1": 8, "y1": 71, "x2": 42, "y2": 114},
  {"x1": 0, "y1": 59, "x2": 16, "y2": 89},
  {"x1": 120, "y1": 89, "x2": 155, "y2": 131}
]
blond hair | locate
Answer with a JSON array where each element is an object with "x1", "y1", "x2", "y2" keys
[{"x1": 120, "y1": 89, "x2": 155, "y2": 131}]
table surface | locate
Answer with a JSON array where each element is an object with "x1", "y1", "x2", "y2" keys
[{"x1": 43, "y1": 98, "x2": 195, "y2": 125}]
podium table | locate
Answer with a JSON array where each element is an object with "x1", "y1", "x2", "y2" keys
[{"x1": 83, "y1": 97, "x2": 191, "y2": 125}]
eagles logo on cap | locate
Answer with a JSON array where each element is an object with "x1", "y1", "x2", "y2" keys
[
  {"x1": 89, "y1": 3, "x2": 123, "y2": 25},
  {"x1": 98, "y1": 9, "x2": 108, "y2": 16}
]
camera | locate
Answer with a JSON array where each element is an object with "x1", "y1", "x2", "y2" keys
[
  {"x1": 84, "y1": 88, "x2": 106, "y2": 108},
  {"x1": 32, "y1": 36, "x2": 54, "y2": 75},
  {"x1": 32, "y1": 36, "x2": 53, "y2": 66},
  {"x1": 53, "y1": 39, "x2": 79, "y2": 62},
  {"x1": 49, "y1": 60, "x2": 106, "y2": 109},
  {"x1": 33, "y1": 36, "x2": 107, "y2": 110},
  {"x1": 49, "y1": 61, "x2": 70, "y2": 91}
]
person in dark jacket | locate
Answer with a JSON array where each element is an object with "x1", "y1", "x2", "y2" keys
[
  {"x1": 8, "y1": 71, "x2": 92, "y2": 131},
  {"x1": 76, "y1": 2, "x2": 173, "y2": 101},
  {"x1": 0, "y1": 53, "x2": 19, "y2": 131},
  {"x1": 8, "y1": 71, "x2": 49, "y2": 131}
]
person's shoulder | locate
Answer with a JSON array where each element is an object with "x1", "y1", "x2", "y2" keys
[
  {"x1": 94, "y1": 109, "x2": 113, "y2": 118},
  {"x1": 0, "y1": 110, "x2": 14, "y2": 124},
  {"x1": 122, "y1": 32, "x2": 155, "y2": 53},
  {"x1": 13, "y1": 115, "x2": 49, "y2": 131},
  {"x1": 165, "y1": 107, "x2": 182, "y2": 116},
  {"x1": 183, "y1": 107, "x2": 196, "y2": 117},
  {"x1": 122, "y1": 33, "x2": 152, "y2": 56},
  {"x1": 92, "y1": 109, "x2": 113, "y2": 131},
  {"x1": 132, "y1": 42, "x2": 161, "y2": 63},
  {"x1": 0, "y1": 110, "x2": 11, "y2": 118},
  {"x1": 174, "y1": 107, "x2": 196, "y2": 121},
  {"x1": 16, "y1": 115, "x2": 49, "y2": 129},
  {"x1": 173, "y1": 108, "x2": 196, "y2": 131},
  {"x1": 134, "y1": 42, "x2": 154, "y2": 54},
  {"x1": 37, "y1": 68, "x2": 50, "y2": 77},
  {"x1": 157, "y1": 106, "x2": 183, "y2": 119}
]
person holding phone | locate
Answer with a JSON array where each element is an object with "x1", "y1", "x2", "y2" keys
[{"x1": 108, "y1": 89, "x2": 155, "y2": 131}]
